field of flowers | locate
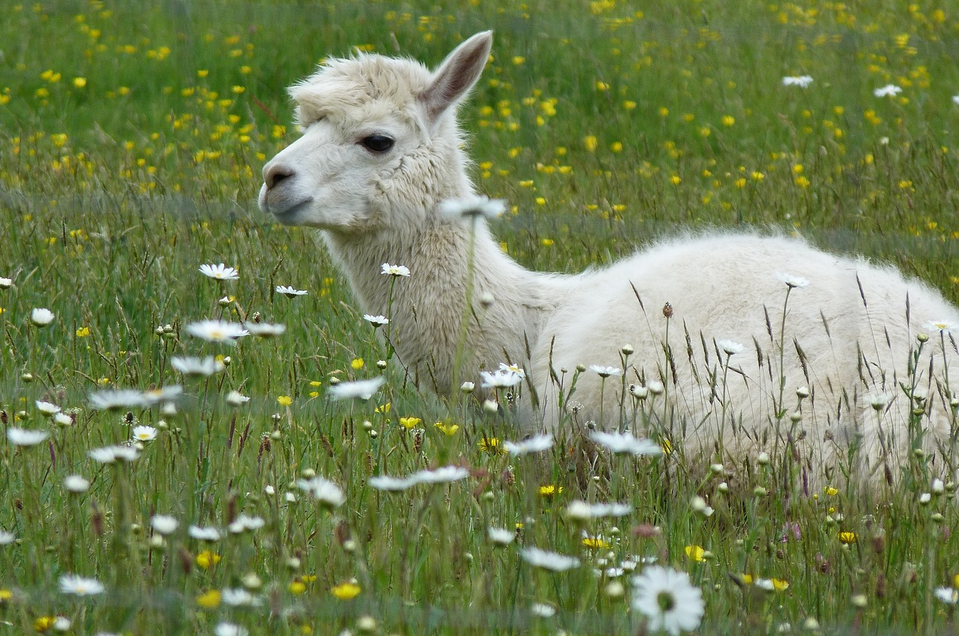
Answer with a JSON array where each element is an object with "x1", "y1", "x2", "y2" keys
[{"x1": 2, "y1": 0, "x2": 959, "y2": 634}]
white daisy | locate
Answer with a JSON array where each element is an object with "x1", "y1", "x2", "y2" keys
[
  {"x1": 631, "y1": 565, "x2": 705, "y2": 635},
  {"x1": 480, "y1": 368, "x2": 524, "y2": 389},
  {"x1": 520, "y1": 547, "x2": 581, "y2": 572},
  {"x1": 131, "y1": 425, "x2": 158, "y2": 442},
  {"x1": 923, "y1": 319, "x2": 959, "y2": 334},
  {"x1": 221, "y1": 588, "x2": 260, "y2": 607},
  {"x1": 151, "y1": 515, "x2": 179, "y2": 536},
  {"x1": 59, "y1": 574, "x2": 105, "y2": 596},
  {"x1": 565, "y1": 500, "x2": 633, "y2": 519},
  {"x1": 380, "y1": 262, "x2": 411, "y2": 277},
  {"x1": 188, "y1": 525, "x2": 221, "y2": 541},
  {"x1": 54, "y1": 412, "x2": 74, "y2": 426},
  {"x1": 184, "y1": 320, "x2": 249, "y2": 345},
  {"x1": 0, "y1": 276, "x2": 12, "y2": 288},
  {"x1": 873, "y1": 84, "x2": 902, "y2": 98},
  {"x1": 296, "y1": 476, "x2": 346, "y2": 508},
  {"x1": 88, "y1": 444, "x2": 139, "y2": 464},
  {"x1": 953, "y1": 95, "x2": 959, "y2": 106},
  {"x1": 228, "y1": 514, "x2": 266, "y2": 534},
  {"x1": 363, "y1": 314, "x2": 390, "y2": 327},
  {"x1": 503, "y1": 434, "x2": 554, "y2": 457},
  {"x1": 488, "y1": 527, "x2": 515, "y2": 545},
  {"x1": 35, "y1": 400, "x2": 61, "y2": 416},
  {"x1": 198, "y1": 263, "x2": 239, "y2": 281},
  {"x1": 276, "y1": 285, "x2": 308, "y2": 297},
  {"x1": 7, "y1": 427, "x2": 50, "y2": 447},
  {"x1": 776, "y1": 272, "x2": 810, "y2": 289},
  {"x1": 214, "y1": 622, "x2": 249, "y2": 636},
  {"x1": 30, "y1": 308, "x2": 55, "y2": 326},
  {"x1": 243, "y1": 321, "x2": 287, "y2": 337},
  {"x1": 63, "y1": 475, "x2": 90, "y2": 493},
  {"x1": 589, "y1": 431, "x2": 663, "y2": 456},
  {"x1": 412, "y1": 465, "x2": 470, "y2": 485},
  {"x1": 438, "y1": 195, "x2": 507, "y2": 220},
  {"x1": 782, "y1": 75, "x2": 813, "y2": 88},
  {"x1": 0, "y1": 530, "x2": 16, "y2": 545},
  {"x1": 368, "y1": 475, "x2": 415, "y2": 491},
  {"x1": 715, "y1": 339, "x2": 745, "y2": 356},
  {"x1": 935, "y1": 587, "x2": 959, "y2": 604},
  {"x1": 589, "y1": 365, "x2": 623, "y2": 378},
  {"x1": 327, "y1": 377, "x2": 386, "y2": 400},
  {"x1": 89, "y1": 389, "x2": 150, "y2": 411},
  {"x1": 143, "y1": 385, "x2": 183, "y2": 405},
  {"x1": 530, "y1": 602, "x2": 557, "y2": 618},
  {"x1": 225, "y1": 390, "x2": 251, "y2": 406},
  {"x1": 171, "y1": 355, "x2": 225, "y2": 376}
]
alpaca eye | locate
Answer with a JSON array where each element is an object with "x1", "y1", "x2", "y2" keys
[{"x1": 360, "y1": 134, "x2": 395, "y2": 153}]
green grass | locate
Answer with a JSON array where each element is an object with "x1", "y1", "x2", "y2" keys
[{"x1": 2, "y1": 0, "x2": 959, "y2": 634}]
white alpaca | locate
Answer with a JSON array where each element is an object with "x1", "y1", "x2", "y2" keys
[{"x1": 259, "y1": 32, "x2": 959, "y2": 484}]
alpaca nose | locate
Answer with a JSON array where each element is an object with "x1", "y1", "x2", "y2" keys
[{"x1": 264, "y1": 163, "x2": 295, "y2": 190}]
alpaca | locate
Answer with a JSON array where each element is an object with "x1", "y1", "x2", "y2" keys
[{"x1": 259, "y1": 31, "x2": 959, "y2": 484}]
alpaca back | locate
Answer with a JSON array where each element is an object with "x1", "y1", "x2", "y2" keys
[{"x1": 531, "y1": 233, "x2": 958, "y2": 484}]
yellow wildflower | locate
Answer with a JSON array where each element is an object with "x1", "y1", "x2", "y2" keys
[
  {"x1": 196, "y1": 550, "x2": 221, "y2": 569},
  {"x1": 196, "y1": 589, "x2": 222, "y2": 608},
  {"x1": 331, "y1": 581, "x2": 361, "y2": 600}
]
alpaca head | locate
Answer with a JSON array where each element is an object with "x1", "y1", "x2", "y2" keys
[{"x1": 258, "y1": 31, "x2": 493, "y2": 234}]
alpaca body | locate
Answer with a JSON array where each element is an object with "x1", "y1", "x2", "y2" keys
[
  {"x1": 259, "y1": 31, "x2": 959, "y2": 481},
  {"x1": 530, "y1": 233, "x2": 958, "y2": 474}
]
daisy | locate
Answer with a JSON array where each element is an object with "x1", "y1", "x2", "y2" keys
[
  {"x1": 412, "y1": 465, "x2": 469, "y2": 485},
  {"x1": 243, "y1": 321, "x2": 287, "y2": 337},
  {"x1": 221, "y1": 588, "x2": 260, "y2": 607},
  {"x1": 565, "y1": 500, "x2": 633, "y2": 519},
  {"x1": 488, "y1": 527, "x2": 515, "y2": 545},
  {"x1": 923, "y1": 319, "x2": 959, "y2": 334},
  {"x1": 184, "y1": 320, "x2": 249, "y2": 345},
  {"x1": 35, "y1": 400, "x2": 61, "y2": 416},
  {"x1": 214, "y1": 623, "x2": 249, "y2": 636},
  {"x1": 276, "y1": 285, "x2": 308, "y2": 297},
  {"x1": 520, "y1": 547, "x2": 581, "y2": 572},
  {"x1": 503, "y1": 433, "x2": 554, "y2": 457},
  {"x1": 782, "y1": 75, "x2": 813, "y2": 88},
  {"x1": 715, "y1": 339, "x2": 744, "y2": 356},
  {"x1": 776, "y1": 272, "x2": 809, "y2": 289},
  {"x1": 131, "y1": 425, "x2": 158, "y2": 442},
  {"x1": 198, "y1": 263, "x2": 239, "y2": 280},
  {"x1": 935, "y1": 587, "x2": 959, "y2": 604},
  {"x1": 873, "y1": 84, "x2": 902, "y2": 98},
  {"x1": 54, "y1": 412, "x2": 74, "y2": 426},
  {"x1": 225, "y1": 390, "x2": 250, "y2": 406},
  {"x1": 296, "y1": 476, "x2": 346, "y2": 508},
  {"x1": 368, "y1": 475, "x2": 415, "y2": 491},
  {"x1": 30, "y1": 308, "x2": 55, "y2": 326},
  {"x1": 363, "y1": 314, "x2": 389, "y2": 327},
  {"x1": 188, "y1": 525, "x2": 221, "y2": 541},
  {"x1": 480, "y1": 368, "x2": 524, "y2": 389},
  {"x1": 143, "y1": 385, "x2": 183, "y2": 406},
  {"x1": 58, "y1": 574, "x2": 105, "y2": 596},
  {"x1": 380, "y1": 263, "x2": 411, "y2": 277},
  {"x1": 327, "y1": 377, "x2": 386, "y2": 400},
  {"x1": 0, "y1": 276, "x2": 12, "y2": 288},
  {"x1": 530, "y1": 602, "x2": 557, "y2": 618},
  {"x1": 87, "y1": 445, "x2": 139, "y2": 464},
  {"x1": 227, "y1": 514, "x2": 265, "y2": 534},
  {"x1": 88, "y1": 389, "x2": 150, "y2": 411},
  {"x1": 151, "y1": 515, "x2": 178, "y2": 535},
  {"x1": 866, "y1": 392, "x2": 892, "y2": 410},
  {"x1": 631, "y1": 565, "x2": 705, "y2": 635},
  {"x1": 63, "y1": 475, "x2": 90, "y2": 493},
  {"x1": 589, "y1": 431, "x2": 663, "y2": 456},
  {"x1": 7, "y1": 427, "x2": 50, "y2": 447},
  {"x1": 171, "y1": 355, "x2": 225, "y2": 376},
  {"x1": 0, "y1": 530, "x2": 15, "y2": 545},
  {"x1": 438, "y1": 195, "x2": 507, "y2": 220},
  {"x1": 589, "y1": 365, "x2": 622, "y2": 378}
]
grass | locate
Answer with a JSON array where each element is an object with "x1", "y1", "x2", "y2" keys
[{"x1": 2, "y1": 0, "x2": 959, "y2": 634}]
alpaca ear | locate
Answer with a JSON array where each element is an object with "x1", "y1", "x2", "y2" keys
[{"x1": 419, "y1": 31, "x2": 493, "y2": 124}]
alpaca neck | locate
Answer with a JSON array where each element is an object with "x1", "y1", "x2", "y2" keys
[{"x1": 321, "y1": 218, "x2": 549, "y2": 394}]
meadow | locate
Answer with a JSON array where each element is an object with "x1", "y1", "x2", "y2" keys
[{"x1": 2, "y1": 0, "x2": 959, "y2": 634}]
